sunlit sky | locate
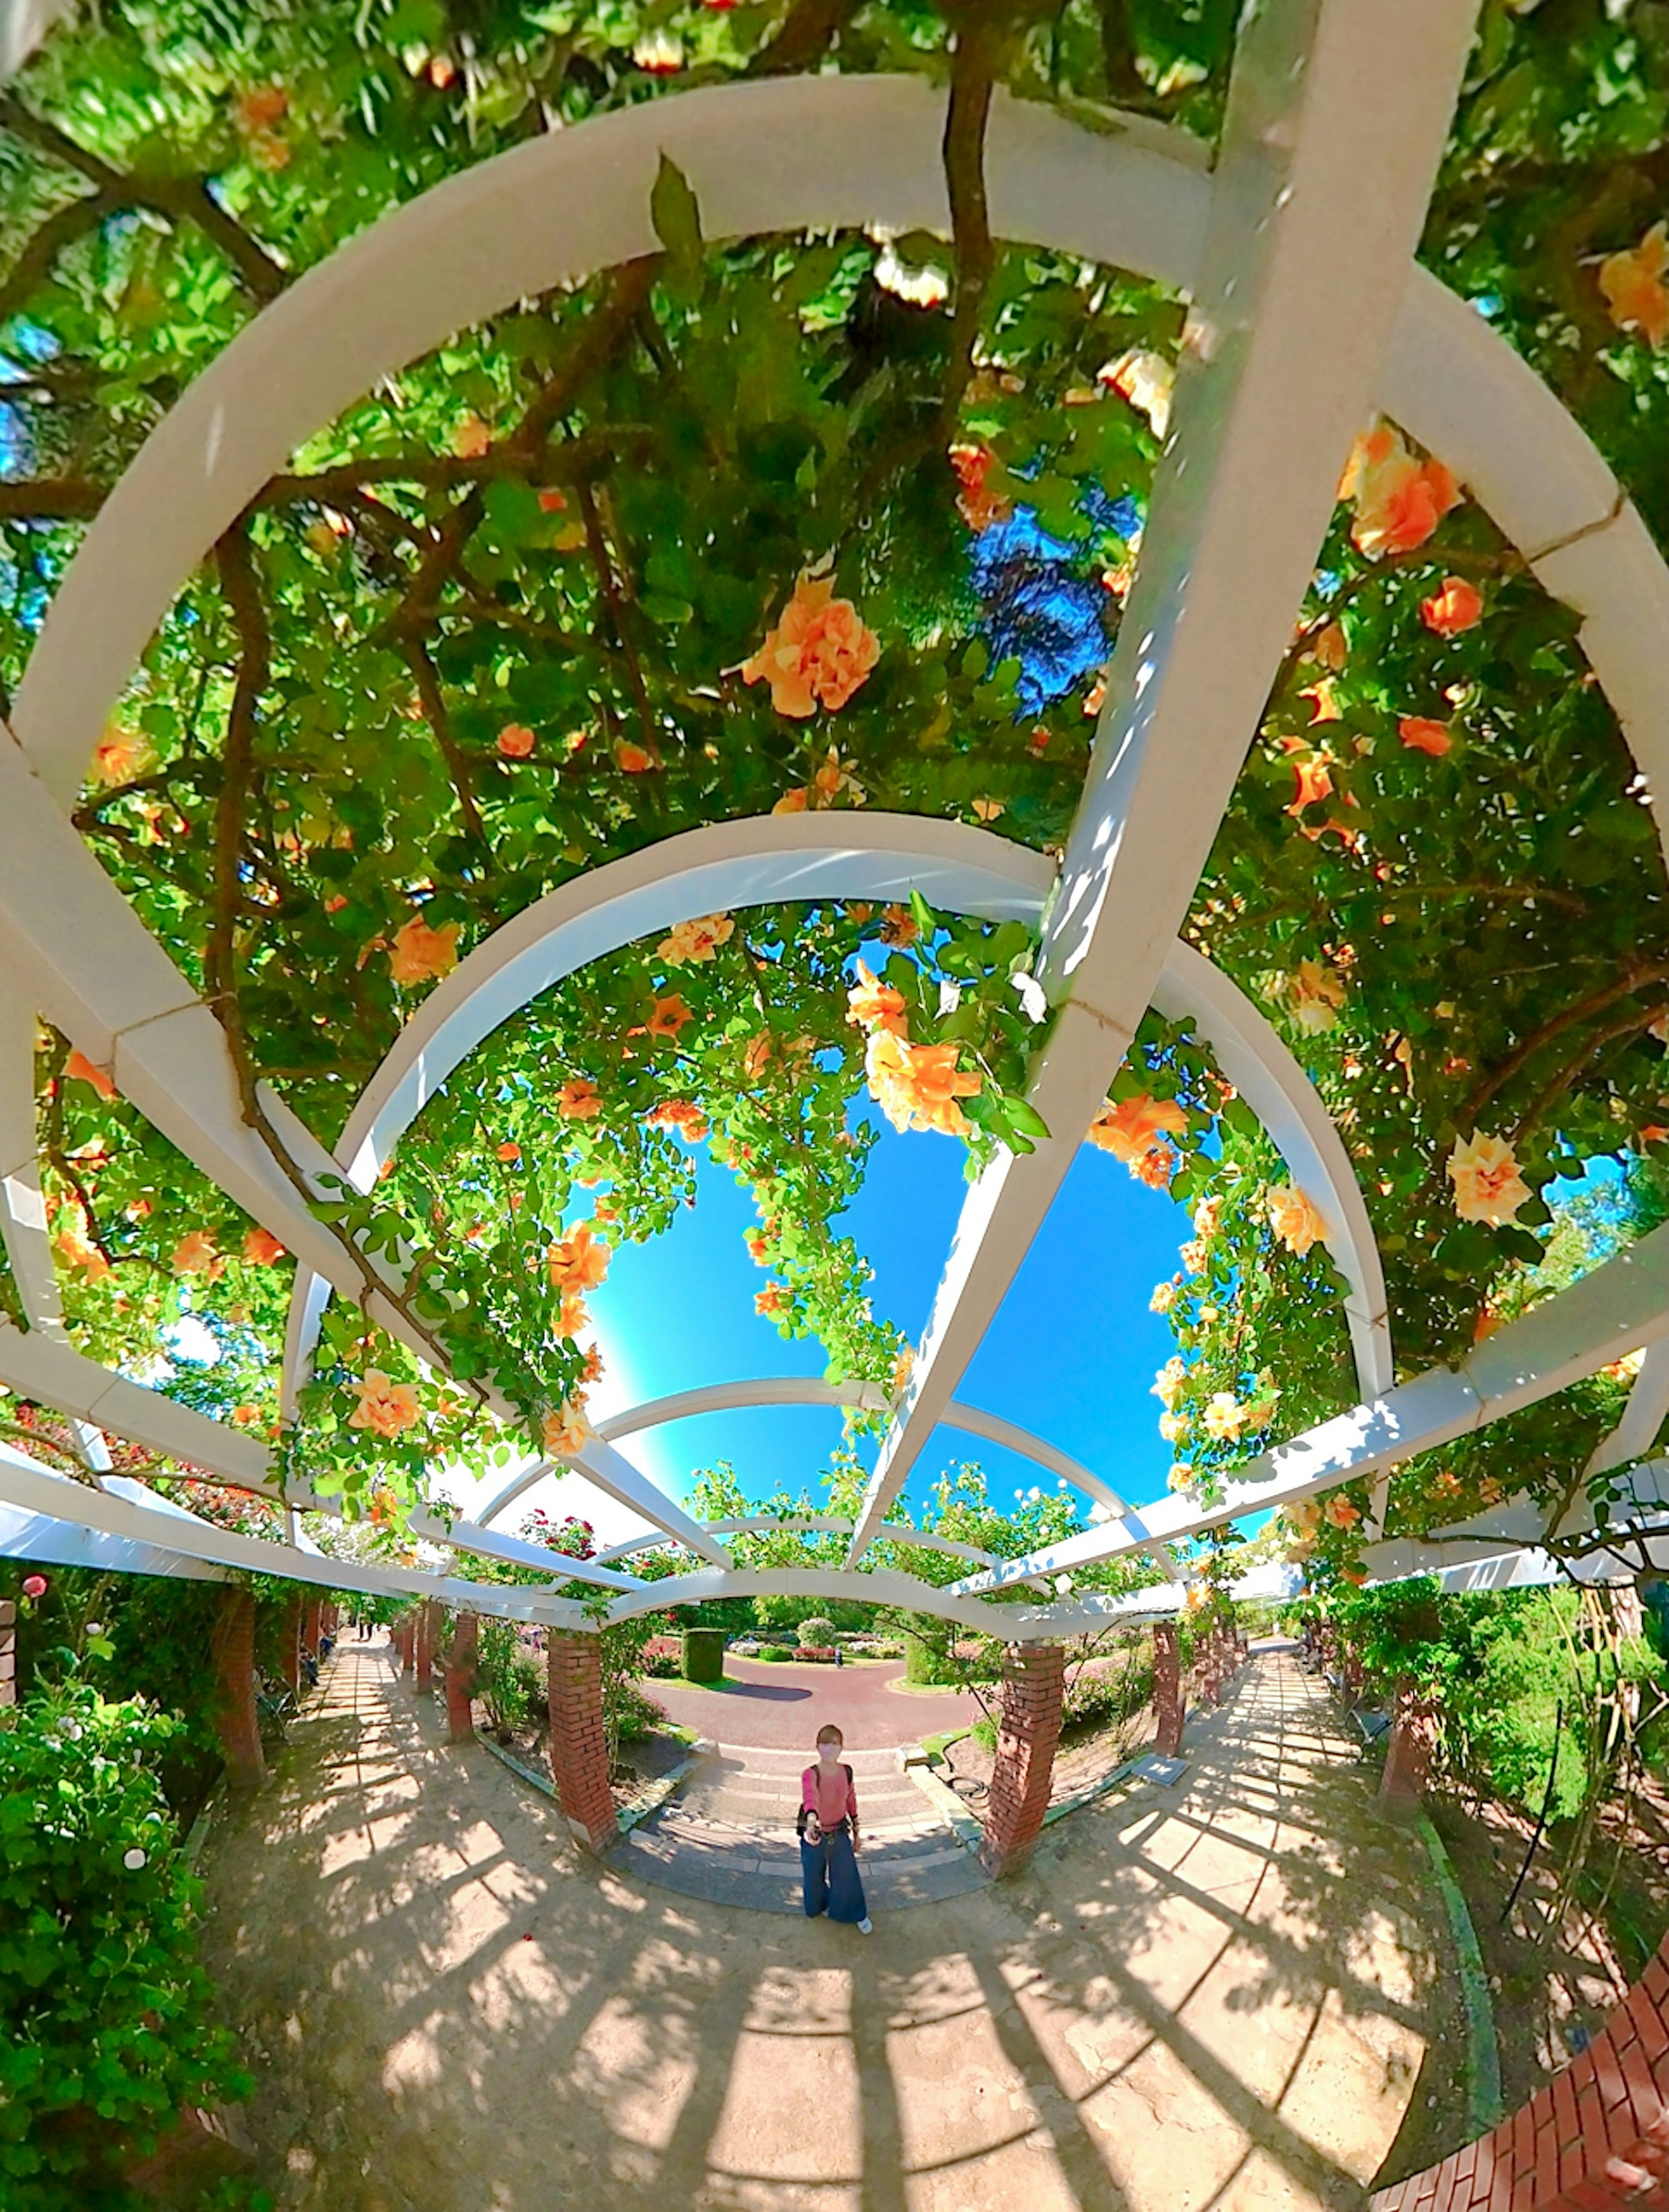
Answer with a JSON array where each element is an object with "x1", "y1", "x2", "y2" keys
[{"x1": 449, "y1": 1116, "x2": 1196, "y2": 1547}]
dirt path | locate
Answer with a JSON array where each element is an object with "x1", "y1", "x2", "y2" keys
[{"x1": 199, "y1": 1639, "x2": 1450, "y2": 2212}]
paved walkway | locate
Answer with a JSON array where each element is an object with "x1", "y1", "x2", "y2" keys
[
  {"x1": 200, "y1": 1640, "x2": 1449, "y2": 2212},
  {"x1": 650, "y1": 1656, "x2": 982, "y2": 1750}
]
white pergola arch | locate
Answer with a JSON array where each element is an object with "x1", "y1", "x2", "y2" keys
[{"x1": 4, "y1": 4, "x2": 1669, "y2": 1626}]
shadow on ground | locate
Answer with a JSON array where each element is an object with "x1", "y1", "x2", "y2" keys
[{"x1": 199, "y1": 1643, "x2": 1454, "y2": 2212}]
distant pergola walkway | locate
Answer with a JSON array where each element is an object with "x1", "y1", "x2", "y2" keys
[{"x1": 1, "y1": 0, "x2": 1667, "y2": 1629}]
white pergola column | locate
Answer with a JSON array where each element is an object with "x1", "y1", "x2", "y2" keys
[{"x1": 846, "y1": 0, "x2": 1481, "y2": 1560}]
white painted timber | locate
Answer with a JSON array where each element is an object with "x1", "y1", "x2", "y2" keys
[
  {"x1": 1586, "y1": 1341, "x2": 1669, "y2": 1477},
  {"x1": 0, "y1": 1323, "x2": 276, "y2": 1490},
  {"x1": 1152, "y1": 941, "x2": 1392, "y2": 1395},
  {"x1": 0, "y1": 1446, "x2": 592, "y2": 1625},
  {"x1": 406, "y1": 1506, "x2": 649, "y2": 1591},
  {"x1": 846, "y1": 0, "x2": 1480, "y2": 1561},
  {"x1": 0, "y1": 1497, "x2": 230, "y2": 1578}
]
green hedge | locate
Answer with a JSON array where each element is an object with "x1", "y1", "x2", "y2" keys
[{"x1": 682, "y1": 1627, "x2": 727, "y2": 1685}]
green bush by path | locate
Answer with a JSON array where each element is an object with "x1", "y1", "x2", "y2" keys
[{"x1": 0, "y1": 1684, "x2": 251, "y2": 2212}]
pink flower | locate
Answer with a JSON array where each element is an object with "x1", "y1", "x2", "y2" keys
[{"x1": 21, "y1": 1573, "x2": 47, "y2": 1598}]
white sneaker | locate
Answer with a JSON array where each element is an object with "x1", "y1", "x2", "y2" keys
[{"x1": 857, "y1": 1917, "x2": 874, "y2": 1935}]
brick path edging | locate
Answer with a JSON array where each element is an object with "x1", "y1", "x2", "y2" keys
[{"x1": 1372, "y1": 1934, "x2": 1669, "y2": 2211}]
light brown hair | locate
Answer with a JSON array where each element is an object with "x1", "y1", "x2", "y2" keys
[{"x1": 815, "y1": 1724, "x2": 844, "y2": 1749}]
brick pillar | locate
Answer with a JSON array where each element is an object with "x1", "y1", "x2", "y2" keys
[
  {"x1": 301, "y1": 1598, "x2": 322, "y2": 1659},
  {"x1": 1377, "y1": 1679, "x2": 1433, "y2": 1820},
  {"x1": 399, "y1": 1615, "x2": 415, "y2": 1676},
  {"x1": 1371, "y1": 1931, "x2": 1669, "y2": 2210},
  {"x1": 547, "y1": 1632, "x2": 616, "y2": 1853},
  {"x1": 210, "y1": 1587, "x2": 265, "y2": 1790},
  {"x1": 1153, "y1": 1621, "x2": 1184, "y2": 1757},
  {"x1": 415, "y1": 1601, "x2": 439, "y2": 1693},
  {"x1": 443, "y1": 1613, "x2": 478, "y2": 1746},
  {"x1": 276, "y1": 1592, "x2": 302, "y2": 1695},
  {"x1": 979, "y1": 1643, "x2": 1066, "y2": 1879}
]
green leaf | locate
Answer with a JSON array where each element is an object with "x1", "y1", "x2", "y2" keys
[{"x1": 650, "y1": 155, "x2": 704, "y2": 304}]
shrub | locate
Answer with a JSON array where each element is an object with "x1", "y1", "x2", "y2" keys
[
  {"x1": 610, "y1": 1683, "x2": 667, "y2": 1751},
  {"x1": 796, "y1": 1616, "x2": 838, "y2": 1649},
  {"x1": 476, "y1": 1619, "x2": 542, "y2": 1739},
  {"x1": 639, "y1": 1637, "x2": 682, "y2": 1679},
  {"x1": 0, "y1": 1683, "x2": 250, "y2": 2211}
]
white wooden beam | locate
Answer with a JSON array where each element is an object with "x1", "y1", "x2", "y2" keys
[{"x1": 846, "y1": 0, "x2": 1480, "y2": 1561}]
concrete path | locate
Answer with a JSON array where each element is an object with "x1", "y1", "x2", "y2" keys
[
  {"x1": 618, "y1": 1740, "x2": 988, "y2": 1913},
  {"x1": 200, "y1": 1639, "x2": 1446, "y2": 2212},
  {"x1": 650, "y1": 1656, "x2": 982, "y2": 1750}
]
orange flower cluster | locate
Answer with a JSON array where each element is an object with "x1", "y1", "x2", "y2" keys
[
  {"x1": 741, "y1": 575, "x2": 880, "y2": 719},
  {"x1": 1267, "y1": 1184, "x2": 1327, "y2": 1257},
  {"x1": 755, "y1": 1282, "x2": 791, "y2": 1319},
  {"x1": 845, "y1": 962, "x2": 908, "y2": 1038},
  {"x1": 1340, "y1": 422, "x2": 1460, "y2": 558},
  {"x1": 646, "y1": 1099, "x2": 709, "y2": 1143},
  {"x1": 1419, "y1": 576, "x2": 1483, "y2": 637},
  {"x1": 542, "y1": 1394, "x2": 591, "y2": 1457},
  {"x1": 658, "y1": 912, "x2": 734, "y2": 965},
  {"x1": 65, "y1": 1049, "x2": 116, "y2": 1101},
  {"x1": 1286, "y1": 958, "x2": 1347, "y2": 1034},
  {"x1": 949, "y1": 443, "x2": 1013, "y2": 533},
  {"x1": 645, "y1": 994, "x2": 694, "y2": 1041},
  {"x1": 863, "y1": 1032, "x2": 981, "y2": 1140},
  {"x1": 243, "y1": 1226, "x2": 286, "y2": 1267},
  {"x1": 556, "y1": 1078, "x2": 603, "y2": 1120},
  {"x1": 172, "y1": 1230, "x2": 225, "y2": 1282},
  {"x1": 1447, "y1": 1131, "x2": 1530, "y2": 1227},
  {"x1": 54, "y1": 1204, "x2": 110, "y2": 1284},
  {"x1": 1599, "y1": 223, "x2": 1669, "y2": 348},
  {"x1": 348, "y1": 1370, "x2": 422, "y2": 1438},
  {"x1": 548, "y1": 1223, "x2": 611, "y2": 1296},
  {"x1": 1398, "y1": 716, "x2": 1453, "y2": 758},
  {"x1": 388, "y1": 914, "x2": 461, "y2": 985},
  {"x1": 1086, "y1": 1093, "x2": 1187, "y2": 1184}
]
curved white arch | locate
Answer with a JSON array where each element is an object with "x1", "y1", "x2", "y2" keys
[
  {"x1": 593, "y1": 1516, "x2": 1033, "y2": 1576},
  {"x1": 12, "y1": 76, "x2": 1208, "y2": 809},
  {"x1": 279, "y1": 813, "x2": 1393, "y2": 1424},
  {"x1": 14, "y1": 73, "x2": 1669, "y2": 871}
]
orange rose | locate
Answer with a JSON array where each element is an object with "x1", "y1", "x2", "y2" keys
[
  {"x1": 1599, "y1": 223, "x2": 1669, "y2": 348},
  {"x1": 243, "y1": 1227, "x2": 286, "y2": 1266},
  {"x1": 1267, "y1": 1184, "x2": 1327, "y2": 1257},
  {"x1": 496, "y1": 1141, "x2": 521, "y2": 1163},
  {"x1": 1419, "y1": 577, "x2": 1483, "y2": 638},
  {"x1": 347, "y1": 1370, "x2": 422, "y2": 1438},
  {"x1": 1287, "y1": 958, "x2": 1347, "y2": 1033},
  {"x1": 646, "y1": 1099, "x2": 708, "y2": 1142},
  {"x1": 658, "y1": 913, "x2": 734, "y2": 965},
  {"x1": 878, "y1": 904, "x2": 917, "y2": 948},
  {"x1": 548, "y1": 1223, "x2": 611, "y2": 1295},
  {"x1": 1286, "y1": 754, "x2": 1333, "y2": 816},
  {"x1": 388, "y1": 915, "x2": 461, "y2": 985},
  {"x1": 949, "y1": 443, "x2": 1013, "y2": 533},
  {"x1": 453, "y1": 416, "x2": 492, "y2": 459},
  {"x1": 172, "y1": 1231, "x2": 223, "y2": 1281},
  {"x1": 1398, "y1": 716, "x2": 1453, "y2": 757},
  {"x1": 616, "y1": 742, "x2": 655, "y2": 774},
  {"x1": 755, "y1": 1282, "x2": 791, "y2": 1318},
  {"x1": 1447, "y1": 1131, "x2": 1530, "y2": 1228},
  {"x1": 92, "y1": 724, "x2": 152, "y2": 789},
  {"x1": 497, "y1": 723, "x2": 536, "y2": 759},
  {"x1": 1086, "y1": 1093, "x2": 1188, "y2": 1167},
  {"x1": 65, "y1": 1049, "x2": 116, "y2": 1101},
  {"x1": 542, "y1": 1395, "x2": 592, "y2": 1457},
  {"x1": 645, "y1": 995, "x2": 694, "y2": 1041},
  {"x1": 556, "y1": 1079, "x2": 603, "y2": 1120},
  {"x1": 740, "y1": 575, "x2": 880, "y2": 718},
  {"x1": 845, "y1": 962, "x2": 909, "y2": 1038},
  {"x1": 1340, "y1": 422, "x2": 1460, "y2": 558},
  {"x1": 864, "y1": 1032, "x2": 981, "y2": 1139}
]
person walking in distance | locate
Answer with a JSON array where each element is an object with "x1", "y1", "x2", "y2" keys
[{"x1": 798, "y1": 1723, "x2": 872, "y2": 1933}]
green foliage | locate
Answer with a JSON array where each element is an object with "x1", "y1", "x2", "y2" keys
[
  {"x1": 794, "y1": 1615, "x2": 838, "y2": 1647},
  {"x1": 0, "y1": 1683, "x2": 249, "y2": 2212},
  {"x1": 474, "y1": 1617, "x2": 541, "y2": 1739}
]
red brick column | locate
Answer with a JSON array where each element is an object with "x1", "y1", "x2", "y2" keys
[
  {"x1": 443, "y1": 1613, "x2": 478, "y2": 1746},
  {"x1": 276, "y1": 1591, "x2": 302, "y2": 1695},
  {"x1": 1372, "y1": 1933, "x2": 1669, "y2": 2210},
  {"x1": 1377, "y1": 1679, "x2": 1433, "y2": 1820},
  {"x1": 0, "y1": 1597, "x2": 14, "y2": 1717},
  {"x1": 209, "y1": 1587, "x2": 264, "y2": 1790},
  {"x1": 301, "y1": 1598, "x2": 322, "y2": 1660},
  {"x1": 415, "y1": 1601, "x2": 437, "y2": 1693},
  {"x1": 1153, "y1": 1621, "x2": 1184, "y2": 1757},
  {"x1": 979, "y1": 1643, "x2": 1066, "y2": 1879},
  {"x1": 397, "y1": 1615, "x2": 415, "y2": 1676},
  {"x1": 547, "y1": 1632, "x2": 616, "y2": 1853}
]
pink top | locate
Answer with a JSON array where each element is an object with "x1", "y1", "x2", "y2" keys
[{"x1": 802, "y1": 1761, "x2": 859, "y2": 1830}]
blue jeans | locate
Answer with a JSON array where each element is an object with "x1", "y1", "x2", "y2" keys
[{"x1": 801, "y1": 1827, "x2": 868, "y2": 1923}]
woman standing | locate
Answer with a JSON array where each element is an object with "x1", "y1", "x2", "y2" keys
[{"x1": 798, "y1": 1723, "x2": 872, "y2": 1933}]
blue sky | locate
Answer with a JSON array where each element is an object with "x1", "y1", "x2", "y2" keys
[{"x1": 469, "y1": 1113, "x2": 1196, "y2": 1543}]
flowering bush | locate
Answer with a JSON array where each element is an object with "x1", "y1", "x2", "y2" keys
[{"x1": 0, "y1": 1684, "x2": 249, "y2": 2210}]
